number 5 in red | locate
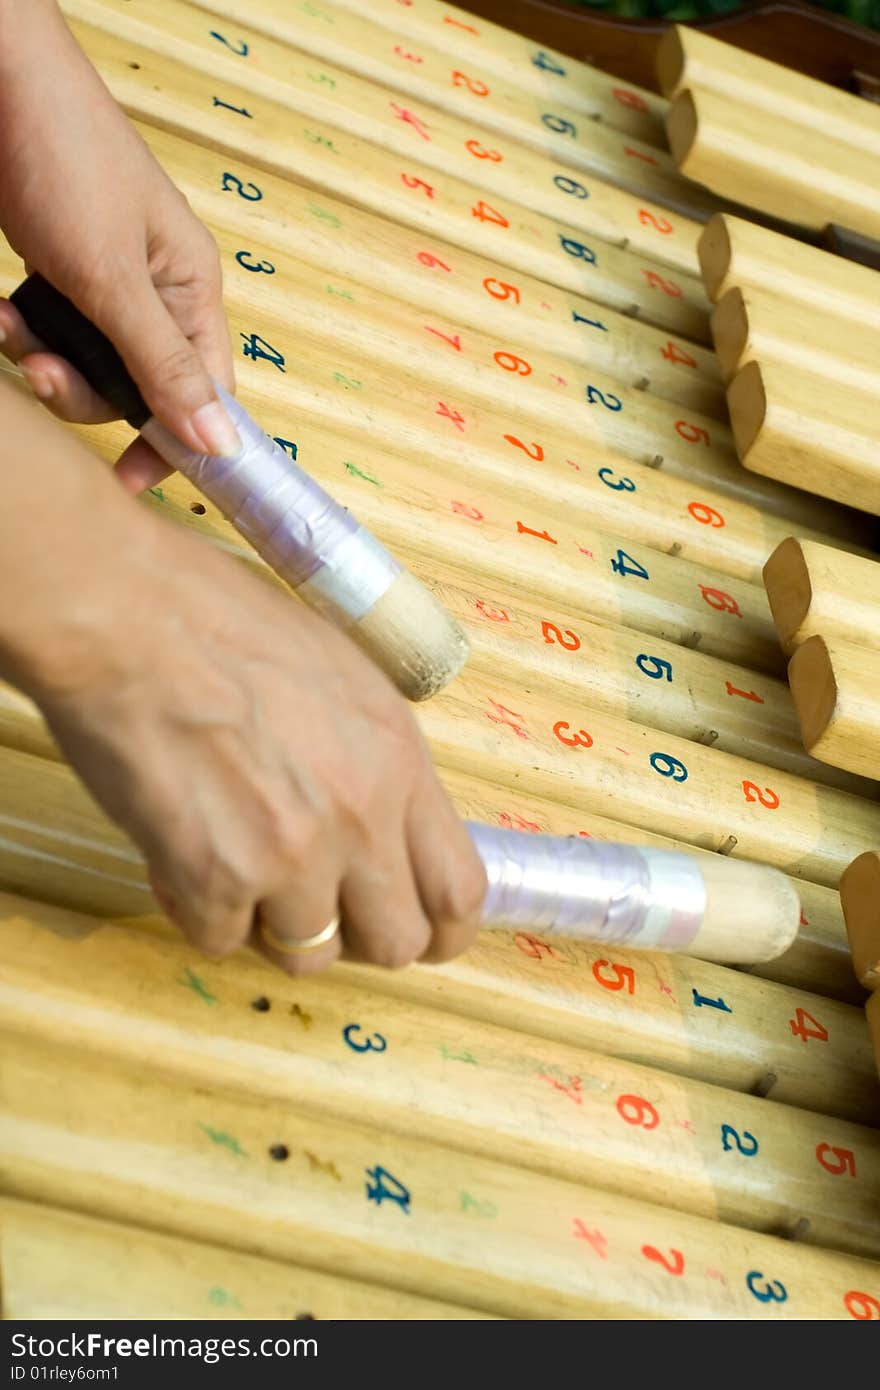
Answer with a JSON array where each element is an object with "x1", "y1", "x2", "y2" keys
[{"x1": 642, "y1": 1245, "x2": 684, "y2": 1275}]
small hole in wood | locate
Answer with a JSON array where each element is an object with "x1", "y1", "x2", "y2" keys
[
  {"x1": 128, "y1": 61, "x2": 140, "y2": 70},
  {"x1": 269, "y1": 1144, "x2": 290, "y2": 1162},
  {"x1": 190, "y1": 502, "x2": 207, "y2": 515},
  {"x1": 294, "y1": 1313, "x2": 316, "y2": 1320},
  {"x1": 251, "y1": 996, "x2": 271, "y2": 1012}
]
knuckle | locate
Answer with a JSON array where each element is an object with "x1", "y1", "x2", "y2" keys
[{"x1": 367, "y1": 928, "x2": 424, "y2": 971}]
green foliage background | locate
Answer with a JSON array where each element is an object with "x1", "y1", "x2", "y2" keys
[{"x1": 566, "y1": 0, "x2": 880, "y2": 28}]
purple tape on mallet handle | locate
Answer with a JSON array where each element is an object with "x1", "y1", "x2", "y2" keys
[
  {"x1": 467, "y1": 823, "x2": 707, "y2": 950},
  {"x1": 141, "y1": 385, "x2": 401, "y2": 625}
]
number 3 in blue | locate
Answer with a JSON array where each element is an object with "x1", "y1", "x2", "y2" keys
[
  {"x1": 746, "y1": 1271, "x2": 788, "y2": 1304},
  {"x1": 235, "y1": 250, "x2": 275, "y2": 274},
  {"x1": 343, "y1": 1023, "x2": 387, "y2": 1054}
]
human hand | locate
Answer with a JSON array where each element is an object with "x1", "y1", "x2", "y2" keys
[
  {"x1": 26, "y1": 510, "x2": 486, "y2": 975},
  {"x1": 0, "y1": 0, "x2": 235, "y2": 493}
]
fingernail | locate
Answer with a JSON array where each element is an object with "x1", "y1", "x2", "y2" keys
[
  {"x1": 22, "y1": 365, "x2": 53, "y2": 399},
  {"x1": 190, "y1": 399, "x2": 240, "y2": 456}
]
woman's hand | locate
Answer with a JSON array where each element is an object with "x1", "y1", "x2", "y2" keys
[
  {"x1": 10, "y1": 476, "x2": 486, "y2": 975},
  {"x1": 0, "y1": 0, "x2": 235, "y2": 492}
]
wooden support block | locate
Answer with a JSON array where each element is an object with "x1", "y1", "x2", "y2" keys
[
  {"x1": 840, "y1": 853, "x2": 880, "y2": 993},
  {"x1": 5, "y1": 1037, "x2": 879, "y2": 1319},
  {"x1": 4, "y1": 929, "x2": 880, "y2": 1256},
  {"x1": 698, "y1": 214, "x2": 880, "y2": 334},
  {"x1": 666, "y1": 85, "x2": 880, "y2": 240},
  {"x1": 788, "y1": 635, "x2": 880, "y2": 783},
  {"x1": 763, "y1": 538, "x2": 880, "y2": 656},
  {"x1": 0, "y1": 1198, "x2": 485, "y2": 1320},
  {"x1": 710, "y1": 285, "x2": 880, "y2": 397},
  {"x1": 869, "y1": 992, "x2": 880, "y2": 1080},
  {"x1": 65, "y1": 10, "x2": 704, "y2": 280},
  {"x1": 727, "y1": 360, "x2": 880, "y2": 516},
  {"x1": 657, "y1": 23, "x2": 880, "y2": 161}
]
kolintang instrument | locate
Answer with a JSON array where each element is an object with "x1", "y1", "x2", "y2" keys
[
  {"x1": 10, "y1": 272, "x2": 468, "y2": 703},
  {"x1": 8, "y1": 273, "x2": 798, "y2": 964},
  {"x1": 3, "y1": 0, "x2": 880, "y2": 1324}
]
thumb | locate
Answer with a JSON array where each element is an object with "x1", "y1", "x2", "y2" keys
[{"x1": 96, "y1": 279, "x2": 239, "y2": 457}]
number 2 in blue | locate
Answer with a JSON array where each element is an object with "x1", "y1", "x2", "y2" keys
[{"x1": 209, "y1": 31, "x2": 249, "y2": 56}]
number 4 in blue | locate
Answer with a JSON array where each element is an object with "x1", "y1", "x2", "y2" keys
[
  {"x1": 611, "y1": 549, "x2": 649, "y2": 581},
  {"x1": 365, "y1": 1166, "x2": 411, "y2": 1213}
]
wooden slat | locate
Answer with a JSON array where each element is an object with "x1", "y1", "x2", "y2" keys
[
  {"x1": 0, "y1": 1198, "x2": 488, "y2": 1320},
  {"x1": 3, "y1": 1034, "x2": 880, "y2": 1317}
]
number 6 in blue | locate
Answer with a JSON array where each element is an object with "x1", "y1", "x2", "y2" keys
[{"x1": 650, "y1": 752, "x2": 688, "y2": 782}]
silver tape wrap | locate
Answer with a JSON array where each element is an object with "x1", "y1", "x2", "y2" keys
[
  {"x1": 467, "y1": 823, "x2": 707, "y2": 949},
  {"x1": 140, "y1": 386, "x2": 400, "y2": 622}
]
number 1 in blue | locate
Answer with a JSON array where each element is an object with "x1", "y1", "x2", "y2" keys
[{"x1": 692, "y1": 988, "x2": 732, "y2": 1013}]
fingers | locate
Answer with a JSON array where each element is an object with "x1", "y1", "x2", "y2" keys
[
  {"x1": 94, "y1": 276, "x2": 239, "y2": 457},
  {"x1": 254, "y1": 842, "x2": 344, "y2": 979},
  {"x1": 339, "y1": 831, "x2": 433, "y2": 971},
  {"x1": 0, "y1": 299, "x2": 118, "y2": 423},
  {"x1": 114, "y1": 435, "x2": 175, "y2": 495},
  {"x1": 407, "y1": 772, "x2": 487, "y2": 964}
]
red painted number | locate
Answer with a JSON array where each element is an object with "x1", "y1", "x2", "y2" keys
[
  {"x1": 572, "y1": 1221, "x2": 608, "y2": 1257},
  {"x1": 625, "y1": 145, "x2": 658, "y2": 165},
  {"x1": 466, "y1": 138, "x2": 502, "y2": 161},
  {"x1": 662, "y1": 341, "x2": 697, "y2": 367},
  {"x1": 444, "y1": 14, "x2": 478, "y2": 32},
  {"x1": 425, "y1": 325, "x2": 462, "y2": 350},
  {"x1": 516, "y1": 520, "x2": 557, "y2": 544},
  {"x1": 483, "y1": 276, "x2": 520, "y2": 303},
  {"x1": 503, "y1": 434, "x2": 543, "y2": 460},
  {"x1": 541, "y1": 621, "x2": 580, "y2": 650},
  {"x1": 494, "y1": 350, "x2": 532, "y2": 375},
  {"x1": 452, "y1": 70, "x2": 490, "y2": 95},
  {"x1": 417, "y1": 251, "x2": 451, "y2": 271},
  {"x1": 816, "y1": 1143, "x2": 856, "y2": 1177},
  {"x1": 699, "y1": 586, "x2": 742, "y2": 618},
  {"x1": 451, "y1": 499, "x2": 483, "y2": 521},
  {"x1": 642, "y1": 270, "x2": 682, "y2": 298},
  {"x1": 676, "y1": 420, "x2": 711, "y2": 445},
  {"x1": 553, "y1": 721, "x2": 593, "y2": 749},
  {"x1": 613, "y1": 87, "x2": 648, "y2": 111},
  {"x1": 844, "y1": 1291, "x2": 880, "y2": 1320},
  {"x1": 401, "y1": 173, "x2": 435, "y2": 198},
  {"x1": 436, "y1": 401, "x2": 466, "y2": 430},
  {"x1": 789, "y1": 1008, "x2": 828, "y2": 1044},
  {"x1": 471, "y1": 200, "x2": 508, "y2": 226},
  {"x1": 616, "y1": 1094, "x2": 660, "y2": 1129},
  {"x1": 475, "y1": 600, "x2": 509, "y2": 622},
  {"x1": 639, "y1": 209, "x2": 674, "y2": 234},
  {"x1": 742, "y1": 780, "x2": 779, "y2": 810},
  {"x1": 500, "y1": 811, "x2": 542, "y2": 833},
  {"x1": 688, "y1": 502, "x2": 725, "y2": 527},
  {"x1": 725, "y1": 681, "x2": 764, "y2": 704},
  {"x1": 515, "y1": 932, "x2": 558, "y2": 959},
  {"x1": 592, "y1": 960, "x2": 635, "y2": 994},
  {"x1": 642, "y1": 1245, "x2": 684, "y2": 1275}
]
